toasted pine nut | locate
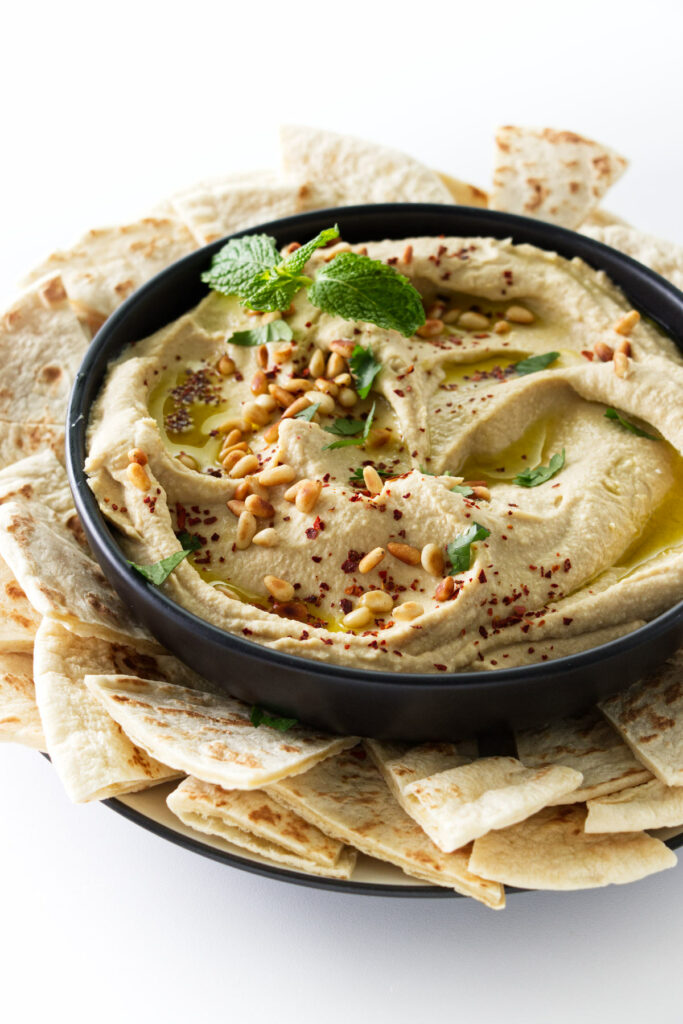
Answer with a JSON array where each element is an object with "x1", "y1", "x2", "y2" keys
[
  {"x1": 493, "y1": 320, "x2": 511, "y2": 334},
  {"x1": 295, "y1": 479, "x2": 322, "y2": 514},
  {"x1": 594, "y1": 341, "x2": 614, "y2": 362},
  {"x1": 126, "y1": 462, "x2": 150, "y2": 491},
  {"x1": 175, "y1": 452, "x2": 198, "y2": 470},
  {"x1": 252, "y1": 528, "x2": 280, "y2": 547},
  {"x1": 227, "y1": 499, "x2": 247, "y2": 517},
  {"x1": 616, "y1": 338, "x2": 632, "y2": 357},
  {"x1": 337, "y1": 387, "x2": 357, "y2": 408},
  {"x1": 283, "y1": 377, "x2": 314, "y2": 393},
  {"x1": 358, "y1": 547, "x2": 385, "y2": 574},
  {"x1": 220, "y1": 441, "x2": 249, "y2": 458},
  {"x1": 263, "y1": 421, "x2": 281, "y2": 445},
  {"x1": 257, "y1": 344, "x2": 269, "y2": 369},
  {"x1": 284, "y1": 241, "x2": 301, "y2": 254},
  {"x1": 127, "y1": 447, "x2": 147, "y2": 465},
  {"x1": 236, "y1": 510, "x2": 257, "y2": 549},
  {"x1": 330, "y1": 339, "x2": 356, "y2": 358},
  {"x1": 471, "y1": 485, "x2": 491, "y2": 501},
  {"x1": 222, "y1": 449, "x2": 246, "y2": 471},
  {"x1": 217, "y1": 417, "x2": 247, "y2": 434},
  {"x1": 614, "y1": 310, "x2": 640, "y2": 336},
  {"x1": 315, "y1": 378, "x2": 339, "y2": 397},
  {"x1": 284, "y1": 480, "x2": 305, "y2": 502},
  {"x1": 360, "y1": 590, "x2": 393, "y2": 613},
  {"x1": 343, "y1": 606, "x2": 373, "y2": 629},
  {"x1": 459, "y1": 311, "x2": 490, "y2": 331},
  {"x1": 613, "y1": 351, "x2": 630, "y2": 379},
  {"x1": 306, "y1": 391, "x2": 335, "y2": 415},
  {"x1": 505, "y1": 305, "x2": 535, "y2": 324},
  {"x1": 282, "y1": 396, "x2": 312, "y2": 419},
  {"x1": 272, "y1": 344, "x2": 295, "y2": 364},
  {"x1": 326, "y1": 352, "x2": 346, "y2": 378},
  {"x1": 402, "y1": 244, "x2": 413, "y2": 264},
  {"x1": 264, "y1": 575, "x2": 295, "y2": 602},
  {"x1": 387, "y1": 541, "x2": 421, "y2": 566},
  {"x1": 421, "y1": 543, "x2": 444, "y2": 577},
  {"x1": 222, "y1": 428, "x2": 242, "y2": 449},
  {"x1": 269, "y1": 384, "x2": 295, "y2": 408},
  {"x1": 392, "y1": 601, "x2": 424, "y2": 621},
  {"x1": 427, "y1": 301, "x2": 446, "y2": 319},
  {"x1": 363, "y1": 466, "x2": 383, "y2": 495},
  {"x1": 417, "y1": 318, "x2": 444, "y2": 338},
  {"x1": 333, "y1": 373, "x2": 352, "y2": 386},
  {"x1": 246, "y1": 494, "x2": 275, "y2": 518},
  {"x1": 243, "y1": 401, "x2": 272, "y2": 426},
  {"x1": 234, "y1": 480, "x2": 252, "y2": 501},
  {"x1": 434, "y1": 576, "x2": 455, "y2": 601},
  {"x1": 218, "y1": 355, "x2": 236, "y2": 376},
  {"x1": 443, "y1": 308, "x2": 462, "y2": 324},
  {"x1": 230, "y1": 454, "x2": 259, "y2": 479},
  {"x1": 309, "y1": 349, "x2": 326, "y2": 377},
  {"x1": 257, "y1": 464, "x2": 296, "y2": 487},
  {"x1": 367, "y1": 427, "x2": 392, "y2": 448},
  {"x1": 251, "y1": 370, "x2": 268, "y2": 395}
]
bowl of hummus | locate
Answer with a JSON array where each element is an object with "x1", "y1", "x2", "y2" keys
[{"x1": 68, "y1": 204, "x2": 683, "y2": 739}]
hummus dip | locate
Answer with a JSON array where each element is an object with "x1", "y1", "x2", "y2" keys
[{"x1": 86, "y1": 236, "x2": 683, "y2": 673}]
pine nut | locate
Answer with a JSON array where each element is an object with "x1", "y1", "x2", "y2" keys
[
  {"x1": 251, "y1": 370, "x2": 268, "y2": 395},
  {"x1": 505, "y1": 305, "x2": 535, "y2": 324},
  {"x1": 236, "y1": 510, "x2": 257, "y2": 549},
  {"x1": 309, "y1": 349, "x2": 326, "y2": 377},
  {"x1": 175, "y1": 452, "x2": 198, "y2": 470},
  {"x1": 459, "y1": 311, "x2": 490, "y2": 331},
  {"x1": 126, "y1": 462, "x2": 150, "y2": 491},
  {"x1": 343, "y1": 606, "x2": 373, "y2": 629},
  {"x1": 493, "y1": 320, "x2": 511, "y2": 334},
  {"x1": 421, "y1": 543, "x2": 444, "y2": 577},
  {"x1": 234, "y1": 480, "x2": 252, "y2": 501},
  {"x1": 245, "y1": 494, "x2": 275, "y2": 518},
  {"x1": 392, "y1": 601, "x2": 424, "y2": 621},
  {"x1": 359, "y1": 590, "x2": 393, "y2": 613},
  {"x1": 269, "y1": 384, "x2": 295, "y2": 408},
  {"x1": 471, "y1": 485, "x2": 491, "y2": 501},
  {"x1": 230, "y1": 454, "x2": 259, "y2": 479},
  {"x1": 363, "y1": 466, "x2": 383, "y2": 495},
  {"x1": 257, "y1": 344, "x2": 269, "y2": 369},
  {"x1": 284, "y1": 480, "x2": 305, "y2": 502},
  {"x1": 243, "y1": 401, "x2": 272, "y2": 426},
  {"x1": 417, "y1": 318, "x2": 444, "y2": 338},
  {"x1": 222, "y1": 428, "x2": 242, "y2": 449},
  {"x1": 295, "y1": 479, "x2": 322, "y2": 513},
  {"x1": 272, "y1": 600, "x2": 308, "y2": 621},
  {"x1": 614, "y1": 310, "x2": 640, "y2": 336},
  {"x1": 307, "y1": 391, "x2": 335, "y2": 415},
  {"x1": 263, "y1": 421, "x2": 281, "y2": 445},
  {"x1": 273, "y1": 344, "x2": 295, "y2": 364},
  {"x1": 222, "y1": 449, "x2": 245, "y2": 471},
  {"x1": 434, "y1": 576, "x2": 455, "y2": 601},
  {"x1": 282, "y1": 396, "x2": 311, "y2": 419},
  {"x1": 333, "y1": 373, "x2": 352, "y2": 386},
  {"x1": 283, "y1": 378, "x2": 315, "y2": 393},
  {"x1": 337, "y1": 387, "x2": 357, "y2": 408},
  {"x1": 264, "y1": 575, "x2": 295, "y2": 602},
  {"x1": 443, "y1": 308, "x2": 462, "y2": 324},
  {"x1": 594, "y1": 341, "x2": 614, "y2": 362},
  {"x1": 227, "y1": 499, "x2": 247, "y2": 517},
  {"x1": 613, "y1": 351, "x2": 630, "y2": 379},
  {"x1": 326, "y1": 352, "x2": 346, "y2": 378},
  {"x1": 127, "y1": 448, "x2": 147, "y2": 465},
  {"x1": 256, "y1": 464, "x2": 296, "y2": 487},
  {"x1": 387, "y1": 541, "x2": 421, "y2": 566},
  {"x1": 217, "y1": 417, "x2": 247, "y2": 434},
  {"x1": 220, "y1": 441, "x2": 249, "y2": 458},
  {"x1": 330, "y1": 339, "x2": 355, "y2": 358},
  {"x1": 616, "y1": 338, "x2": 632, "y2": 357},
  {"x1": 315, "y1": 378, "x2": 339, "y2": 397},
  {"x1": 427, "y1": 301, "x2": 446, "y2": 320},
  {"x1": 252, "y1": 528, "x2": 280, "y2": 547},
  {"x1": 218, "y1": 355, "x2": 236, "y2": 376},
  {"x1": 358, "y1": 547, "x2": 385, "y2": 574},
  {"x1": 284, "y1": 242, "x2": 301, "y2": 254},
  {"x1": 402, "y1": 245, "x2": 413, "y2": 264},
  {"x1": 368, "y1": 427, "x2": 392, "y2": 448}
]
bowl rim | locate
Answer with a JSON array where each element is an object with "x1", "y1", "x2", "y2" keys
[{"x1": 67, "y1": 201, "x2": 683, "y2": 692}]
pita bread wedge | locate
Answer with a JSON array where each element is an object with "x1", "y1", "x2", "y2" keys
[
  {"x1": 0, "y1": 651, "x2": 45, "y2": 750},
  {"x1": 490, "y1": 126, "x2": 628, "y2": 229},
  {"x1": 22, "y1": 217, "x2": 197, "y2": 325},
  {"x1": 437, "y1": 172, "x2": 489, "y2": 208},
  {"x1": 581, "y1": 223, "x2": 683, "y2": 291},
  {"x1": 516, "y1": 710, "x2": 652, "y2": 804},
  {"x1": 84, "y1": 674, "x2": 357, "y2": 790},
  {"x1": 580, "y1": 207, "x2": 630, "y2": 229},
  {"x1": 600, "y1": 650, "x2": 683, "y2": 786},
  {"x1": 0, "y1": 555, "x2": 41, "y2": 651},
  {"x1": 167, "y1": 776, "x2": 356, "y2": 880},
  {"x1": 268, "y1": 747, "x2": 505, "y2": 908},
  {"x1": 401, "y1": 757, "x2": 582, "y2": 853},
  {"x1": 586, "y1": 778, "x2": 683, "y2": 834},
  {"x1": 468, "y1": 805, "x2": 676, "y2": 890},
  {"x1": 33, "y1": 618, "x2": 197, "y2": 802},
  {"x1": 280, "y1": 125, "x2": 453, "y2": 207}
]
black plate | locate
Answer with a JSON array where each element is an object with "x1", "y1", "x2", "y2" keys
[{"x1": 67, "y1": 203, "x2": 683, "y2": 740}]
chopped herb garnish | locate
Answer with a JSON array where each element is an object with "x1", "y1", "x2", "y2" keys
[
  {"x1": 250, "y1": 706, "x2": 298, "y2": 731},
  {"x1": 349, "y1": 465, "x2": 391, "y2": 484},
  {"x1": 323, "y1": 402, "x2": 376, "y2": 450},
  {"x1": 227, "y1": 320, "x2": 294, "y2": 347},
  {"x1": 349, "y1": 345, "x2": 382, "y2": 399},
  {"x1": 293, "y1": 402, "x2": 321, "y2": 421},
  {"x1": 451, "y1": 483, "x2": 474, "y2": 497},
  {"x1": 604, "y1": 408, "x2": 658, "y2": 440},
  {"x1": 129, "y1": 532, "x2": 201, "y2": 586},
  {"x1": 514, "y1": 351, "x2": 560, "y2": 375},
  {"x1": 514, "y1": 449, "x2": 566, "y2": 487},
  {"x1": 446, "y1": 522, "x2": 491, "y2": 573}
]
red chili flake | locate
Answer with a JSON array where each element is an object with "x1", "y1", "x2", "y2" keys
[
  {"x1": 299, "y1": 630, "x2": 310, "y2": 641},
  {"x1": 345, "y1": 584, "x2": 364, "y2": 597},
  {"x1": 528, "y1": 647, "x2": 535, "y2": 654},
  {"x1": 306, "y1": 526, "x2": 320, "y2": 540},
  {"x1": 393, "y1": 509, "x2": 403, "y2": 520},
  {"x1": 479, "y1": 626, "x2": 488, "y2": 639},
  {"x1": 393, "y1": 389, "x2": 405, "y2": 397},
  {"x1": 312, "y1": 555, "x2": 322, "y2": 563},
  {"x1": 581, "y1": 350, "x2": 595, "y2": 361},
  {"x1": 563, "y1": 616, "x2": 573, "y2": 626},
  {"x1": 341, "y1": 550, "x2": 363, "y2": 573},
  {"x1": 111, "y1": 503, "x2": 119, "y2": 511},
  {"x1": 434, "y1": 664, "x2": 447, "y2": 671},
  {"x1": 513, "y1": 605, "x2": 526, "y2": 616},
  {"x1": 563, "y1": 558, "x2": 572, "y2": 572},
  {"x1": 478, "y1": 569, "x2": 487, "y2": 583},
  {"x1": 322, "y1": 638, "x2": 334, "y2": 646},
  {"x1": 242, "y1": 628, "x2": 253, "y2": 636}
]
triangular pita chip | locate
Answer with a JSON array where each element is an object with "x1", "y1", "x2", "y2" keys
[
  {"x1": 490, "y1": 126, "x2": 627, "y2": 229},
  {"x1": 0, "y1": 651, "x2": 45, "y2": 750},
  {"x1": 581, "y1": 223, "x2": 683, "y2": 291},
  {"x1": 586, "y1": 778, "x2": 683, "y2": 834},
  {"x1": 33, "y1": 618, "x2": 194, "y2": 802},
  {"x1": 600, "y1": 650, "x2": 683, "y2": 786},
  {"x1": 268, "y1": 747, "x2": 505, "y2": 908},
  {"x1": 84, "y1": 674, "x2": 357, "y2": 790},
  {"x1": 280, "y1": 125, "x2": 453, "y2": 207},
  {"x1": 516, "y1": 710, "x2": 652, "y2": 803},
  {"x1": 469, "y1": 805, "x2": 676, "y2": 890},
  {"x1": 167, "y1": 776, "x2": 356, "y2": 880}
]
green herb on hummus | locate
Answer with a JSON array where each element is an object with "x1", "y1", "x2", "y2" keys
[
  {"x1": 227, "y1": 320, "x2": 294, "y2": 347},
  {"x1": 323, "y1": 402, "x2": 376, "y2": 450},
  {"x1": 349, "y1": 465, "x2": 391, "y2": 484},
  {"x1": 293, "y1": 402, "x2": 321, "y2": 422},
  {"x1": 349, "y1": 345, "x2": 382, "y2": 398},
  {"x1": 604, "y1": 408, "x2": 659, "y2": 440},
  {"x1": 514, "y1": 449, "x2": 566, "y2": 487},
  {"x1": 446, "y1": 523, "x2": 491, "y2": 573},
  {"x1": 129, "y1": 532, "x2": 202, "y2": 586},
  {"x1": 250, "y1": 706, "x2": 298, "y2": 731},
  {"x1": 514, "y1": 351, "x2": 560, "y2": 375},
  {"x1": 451, "y1": 483, "x2": 474, "y2": 496}
]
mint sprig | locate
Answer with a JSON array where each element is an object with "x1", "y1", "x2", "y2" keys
[
  {"x1": 227, "y1": 321, "x2": 294, "y2": 347},
  {"x1": 129, "y1": 532, "x2": 202, "y2": 586},
  {"x1": 604, "y1": 408, "x2": 658, "y2": 440},
  {"x1": 514, "y1": 449, "x2": 566, "y2": 487},
  {"x1": 250, "y1": 706, "x2": 298, "y2": 731},
  {"x1": 446, "y1": 523, "x2": 491, "y2": 573},
  {"x1": 323, "y1": 402, "x2": 376, "y2": 450},
  {"x1": 514, "y1": 351, "x2": 560, "y2": 375},
  {"x1": 349, "y1": 345, "x2": 382, "y2": 399}
]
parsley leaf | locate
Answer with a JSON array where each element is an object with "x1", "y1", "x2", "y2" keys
[
  {"x1": 604, "y1": 408, "x2": 658, "y2": 440},
  {"x1": 129, "y1": 532, "x2": 201, "y2": 586},
  {"x1": 323, "y1": 402, "x2": 376, "y2": 450},
  {"x1": 250, "y1": 706, "x2": 298, "y2": 731},
  {"x1": 446, "y1": 522, "x2": 491, "y2": 573},
  {"x1": 294, "y1": 402, "x2": 321, "y2": 421},
  {"x1": 349, "y1": 345, "x2": 382, "y2": 399},
  {"x1": 514, "y1": 351, "x2": 560, "y2": 375},
  {"x1": 308, "y1": 252, "x2": 426, "y2": 337},
  {"x1": 514, "y1": 449, "x2": 566, "y2": 488},
  {"x1": 451, "y1": 483, "x2": 474, "y2": 496},
  {"x1": 227, "y1": 320, "x2": 294, "y2": 347}
]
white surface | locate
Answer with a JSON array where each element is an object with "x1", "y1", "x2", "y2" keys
[{"x1": 2, "y1": 1, "x2": 683, "y2": 1021}]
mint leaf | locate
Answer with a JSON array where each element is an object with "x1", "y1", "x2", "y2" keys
[
  {"x1": 250, "y1": 706, "x2": 297, "y2": 731},
  {"x1": 201, "y1": 234, "x2": 280, "y2": 299},
  {"x1": 514, "y1": 449, "x2": 565, "y2": 487},
  {"x1": 604, "y1": 408, "x2": 658, "y2": 440},
  {"x1": 446, "y1": 522, "x2": 491, "y2": 573},
  {"x1": 280, "y1": 226, "x2": 340, "y2": 276},
  {"x1": 308, "y1": 252, "x2": 426, "y2": 337},
  {"x1": 514, "y1": 351, "x2": 560, "y2": 375},
  {"x1": 349, "y1": 345, "x2": 382, "y2": 399},
  {"x1": 175, "y1": 531, "x2": 202, "y2": 552},
  {"x1": 323, "y1": 402, "x2": 376, "y2": 450},
  {"x1": 451, "y1": 483, "x2": 474, "y2": 496},
  {"x1": 228, "y1": 320, "x2": 294, "y2": 347},
  {"x1": 129, "y1": 544, "x2": 198, "y2": 586},
  {"x1": 294, "y1": 402, "x2": 321, "y2": 421}
]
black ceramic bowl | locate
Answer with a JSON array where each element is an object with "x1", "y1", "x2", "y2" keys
[{"x1": 67, "y1": 204, "x2": 683, "y2": 741}]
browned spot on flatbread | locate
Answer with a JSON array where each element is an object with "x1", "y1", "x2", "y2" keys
[
  {"x1": 39, "y1": 364, "x2": 62, "y2": 385},
  {"x1": 5, "y1": 580, "x2": 26, "y2": 601},
  {"x1": 65, "y1": 514, "x2": 87, "y2": 548},
  {"x1": 114, "y1": 279, "x2": 136, "y2": 298},
  {"x1": 248, "y1": 804, "x2": 279, "y2": 826},
  {"x1": 524, "y1": 178, "x2": 549, "y2": 212},
  {"x1": 39, "y1": 278, "x2": 68, "y2": 307}
]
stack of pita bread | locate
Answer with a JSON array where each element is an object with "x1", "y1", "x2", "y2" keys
[{"x1": 1, "y1": 124, "x2": 683, "y2": 908}]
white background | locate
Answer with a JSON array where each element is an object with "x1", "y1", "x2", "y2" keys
[{"x1": 1, "y1": 2, "x2": 682, "y2": 1022}]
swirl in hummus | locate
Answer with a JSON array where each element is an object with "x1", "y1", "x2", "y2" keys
[{"x1": 86, "y1": 236, "x2": 683, "y2": 673}]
